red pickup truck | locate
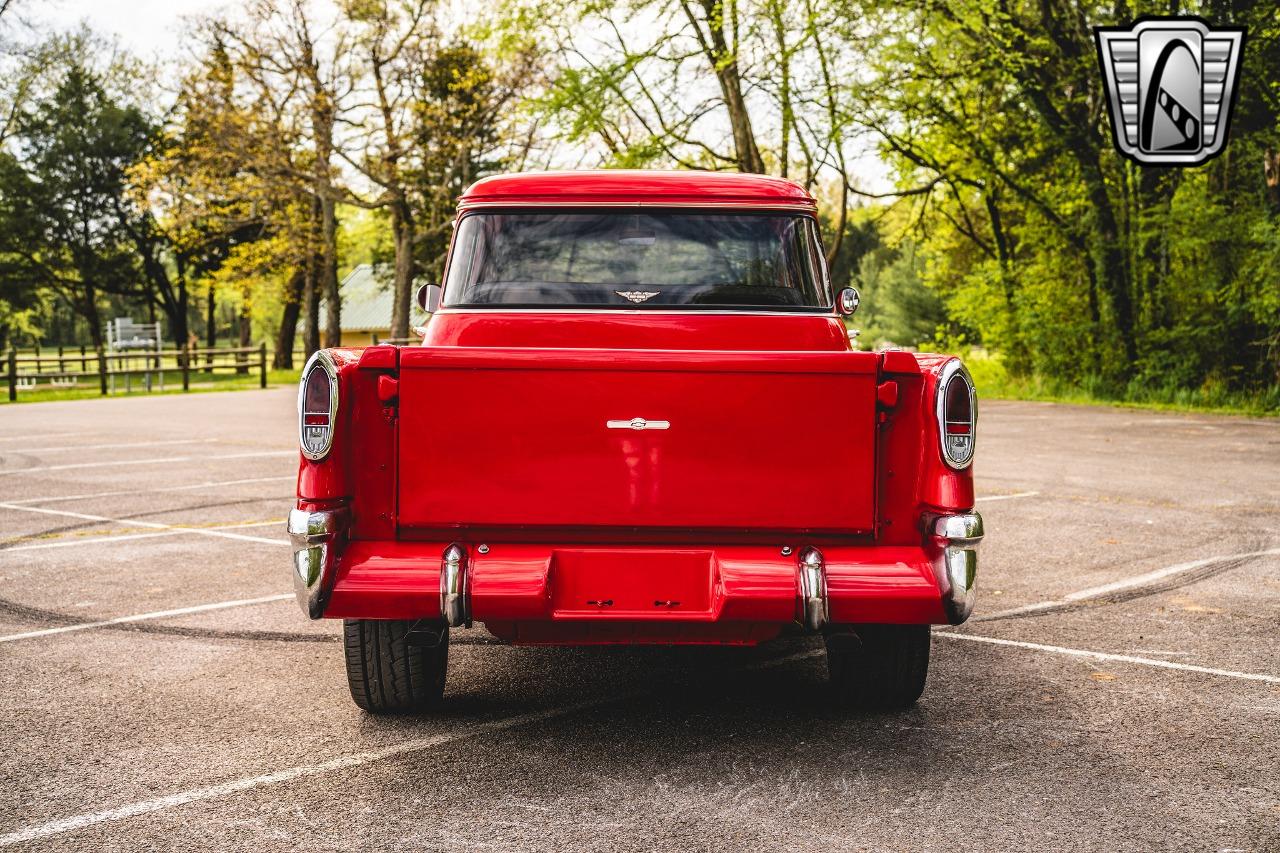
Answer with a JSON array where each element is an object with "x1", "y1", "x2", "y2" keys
[{"x1": 288, "y1": 170, "x2": 983, "y2": 714}]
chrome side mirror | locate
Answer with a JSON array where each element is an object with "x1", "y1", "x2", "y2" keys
[
  {"x1": 836, "y1": 287, "x2": 860, "y2": 317},
  {"x1": 416, "y1": 283, "x2": 443, "y2": 313}
]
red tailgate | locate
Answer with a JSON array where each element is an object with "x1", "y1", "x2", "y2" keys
[{"x1": 397, "y1": 347, "x2": 878, "y2": 534}]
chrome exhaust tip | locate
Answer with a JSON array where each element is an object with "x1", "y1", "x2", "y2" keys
[
  {"x1": 798, "y1": 547, "x2": 828, "y2": 632},
  {"x1": 440, "y1": 543, "x2": 470, "y2": 628}
]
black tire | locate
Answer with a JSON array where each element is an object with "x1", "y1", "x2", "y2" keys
[
  {"x1": 826, "y1": 624, "x2": 930, "y2": 710},
  {"x1": 343, "y1": 619, "x2": 448, "y2": 714}
]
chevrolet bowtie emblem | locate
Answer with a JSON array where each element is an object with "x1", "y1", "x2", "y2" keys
[
  {"x1": 614, "y1": 290, "x2": 660, "y2": 303},
  {"x1": 607, "y1": 417, "x2": 671, "y2": 431},
  {"x1": 1095, "y1": 17, "x2": 1245, "y2": 166}
]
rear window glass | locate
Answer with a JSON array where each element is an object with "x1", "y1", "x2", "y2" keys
[{"x1": 442, "y1": 211, "x2": 831, "y2": 310}]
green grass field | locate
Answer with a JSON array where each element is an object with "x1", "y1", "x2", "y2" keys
[
  {"x1": 964, "y1": 353, "x2": 1280, "y2": 418},
  {"x1": 3, "y1": 368, "x2": 302, "y2": 404},
  {"x1": 7, "y1": 349, "x2": 1276, "y2": 418}
]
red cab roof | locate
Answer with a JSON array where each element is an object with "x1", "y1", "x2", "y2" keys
[{"x1": 459, "y1": 170, "x2": 815, "y2": 210}]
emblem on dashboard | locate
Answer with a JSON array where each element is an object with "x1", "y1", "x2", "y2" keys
[
  {"x1": 607, "y1": 418, "x2": 671, "y2": 431},
  {"x1": 614, "y1": 290, "x2": 660, "y2": 303},
  {"x1": 1095, "y1": 17, "x2": 1245, "y2": 166}
]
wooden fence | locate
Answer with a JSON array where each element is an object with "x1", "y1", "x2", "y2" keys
[{"x1": 5, "y1": 343, "x2": 268, "y2": 402}]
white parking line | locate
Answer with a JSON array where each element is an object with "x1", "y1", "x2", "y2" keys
[
  {"x1": 212, "y1": 451, "x2": 294, "y2": 461},
  {"x1": 975, "y1": 490, "x2": 1039, "y2": 502},
  {"x1": 1060, "y1": 547, "x2": 1280, "y2": 600},
  {"x1": 0, "y1": 504, "x2": 286, "y2": 547},
  {"x1": 0, "y1": 594, "x2": 292, "y2": 644},
  {"x1": 0, "y1": 450, "x2": 293, "y2": 476},
  {"x1": 4, "y1": 476, "x2": 295, "y2": 506},
  {"x1": 936, "y1": 631, "x2": 1280, "y2": 684},
  {"x1": 0, "y1": 648, "x2": 823, "y2": 846},
  {"x1": 981, "y1": 547, "x2": 1280, "y2": 619},
  {"x1": 1, "y1": 521, "x2": 285, "y2": 553},
  {"x1": 3, "y1": 438, "x2": 218, "y2": 455},
  {"x1": 3, "y1": 530, "x2": 187, "y2": 552},
  {"x1": 0, "y1": 432, "x2": 93, "y2": 443}
]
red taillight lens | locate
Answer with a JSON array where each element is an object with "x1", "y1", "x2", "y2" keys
[
  {"x1": 938, "y1": 362, "x2": 976, "y2": 469},
  {"x1": 299, "y1": 354, "x2": 337, "y2": 460}
]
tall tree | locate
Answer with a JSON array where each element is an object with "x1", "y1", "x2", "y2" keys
[
  {"x1": 413, "y1": 42, "x2": 533, "y2": 276},
  {"x1": 222, "y1": 0, "x2": 354, "y2": 350},
  {"x1": 11, "y1": 63, "x2": 151, "y2": 390},
  {"x1": 531, "y1": 0, "x2": 866, "y2": 270},
  {"x1": 342, "y1": 0, "x2": 433, "y2": 342}
]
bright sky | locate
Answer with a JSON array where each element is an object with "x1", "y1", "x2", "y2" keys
[
  {"x1": 33, "y1": 0, "x2": 893, "y2": 190},
  {"x1": 36, "y1": 0, "x2": 234, "y2": 59}
]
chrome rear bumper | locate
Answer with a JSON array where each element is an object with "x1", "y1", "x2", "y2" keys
[
  {"x1": 928, "y1": 512, "x2": 984, "y2": 624},
  {"x1": 287, "y1": 507, "x2": 350, "y2": 619}
]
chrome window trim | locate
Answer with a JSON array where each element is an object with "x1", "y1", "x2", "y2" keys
[
  {"x1": 440, "y1": 207, "x2": 832, "y2": 312},
  {"x1": 429, "y1": 308, "x2": 840, "y2": 318},
  {"x1": 298, "y1": 350, "x2": 339, "y2": 461},
  {"x1": 936, "y1": 359, "x2": 977, "y2": 470},
  {"x1": 456, "y1": 200, "x2": 818, "y2": 213}
]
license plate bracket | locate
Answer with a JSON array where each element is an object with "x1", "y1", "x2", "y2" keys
[{"x1": 549, "y1": 549, "x2": 716, "y2": 618}]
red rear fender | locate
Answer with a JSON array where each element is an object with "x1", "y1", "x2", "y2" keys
[{"x1": 296, "y1": 346, "x2": 398, "y2": 539}]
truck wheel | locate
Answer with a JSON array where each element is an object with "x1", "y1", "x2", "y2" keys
[
  {"x1": 825, "y1": 624, "x2": 929, "y2": 710},
  {"x1": 343, "y1": 619, "x2": 448, "y2": 713}
]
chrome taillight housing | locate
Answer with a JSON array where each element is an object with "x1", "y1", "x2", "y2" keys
[
  {"x1": 936, "y1": 360, "x2": 976, "y2": 469},
  {"x1": 298, "y1": 351, "x2": 339, "y2": 460}
]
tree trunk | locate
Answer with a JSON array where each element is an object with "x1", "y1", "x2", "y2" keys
[
  {"x1": 205, "y1": 282, "x2": 217, "y2": 368},
  {"x1": 685, "y1": 0, "x2": 765, "y2": 174},
  {"x1": 984, "y1": 190, "x2": 1028, "y2": 372},
  {"x1": 389, "y1": 197, "x2": 416, "y2": 341},
  {"x1": 82, "y1": 283, "x2": 108, "y2": 395},
  {"x1": 1265, "y1": 146, "x2": 1280, "y2": 214},
  {"x1": 825, "y1": 177, "x2": 849, "y2": 268},
  {"x1": 713, "y1": 60, "x2": 764, "y2": 174},
  {"x1": 1137, "y1": 166, "x2": 1175, "y2": 331},
  {"x1": 1083, "y1": 157, "x2": 1136, "y2": 370},
  {"x1": 236, "y1": 298, "x2": 252, "y2": 374},
  {"x1": 275, "y1": 267, "x2": 304, "y2": 369},
  {"x1": 321, "y1": 195, "x2": 340, "y2": 347},
  {"x1": 768, "y1": 0, "x2": 791, "y2": 178},
  {"x1": 304, "y1": 196, "x2": 322, "y2": 356},
  {"x1": 173, "y1": 256, "x2": 188, "y2": 351},
  {"x1": 142, "y1": 252, "x2": 187, "y2": 350}
]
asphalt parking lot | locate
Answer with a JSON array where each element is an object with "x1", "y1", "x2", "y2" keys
[{"x1": 0, "y1": 389, "x2": 1277, "y2": 852}]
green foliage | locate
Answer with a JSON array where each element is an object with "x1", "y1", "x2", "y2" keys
[
  {"x1": 855, "y1": 241, "x2": 947, "y2": 349},
  {"x1": 338, "y1": 206, "x2": 394, "y2": 276},
  {"x1": 966, "y1": 351, "x2": 1280, "y2": 416},
  {"x1": 0, "y1": 60, "x2": 155, "y2": 351},
  {"x1": 412, "y1": 41, "x2": 519, "y2": 278},
  {"x1": 853, "y1": 0, "x2": 1280, "y2": 398},
  {"x1": 1, "y1": 1, "x2": 1277, "y2": 417}
]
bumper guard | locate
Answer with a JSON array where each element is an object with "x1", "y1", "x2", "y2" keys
[
  {"x1": 928, "y1": 512, "x2": 984, "y2": 624},
  {"x1": 287, "y1": 507, "x2": 350, "y2": 619}
]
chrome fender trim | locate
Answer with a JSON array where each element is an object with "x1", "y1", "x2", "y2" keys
[
  {"x1": 927, "y1": 512, "x2": 985, "y2": 624},
  {"x1": 440, "y1": 543, "x2": 471, "y2": 628},
  {"x1": 797, "y1": 547, "x2": 829, "y2": 632},
  {"x1": 287, "y1": 507, "x2": 350, "y2": 619}
]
